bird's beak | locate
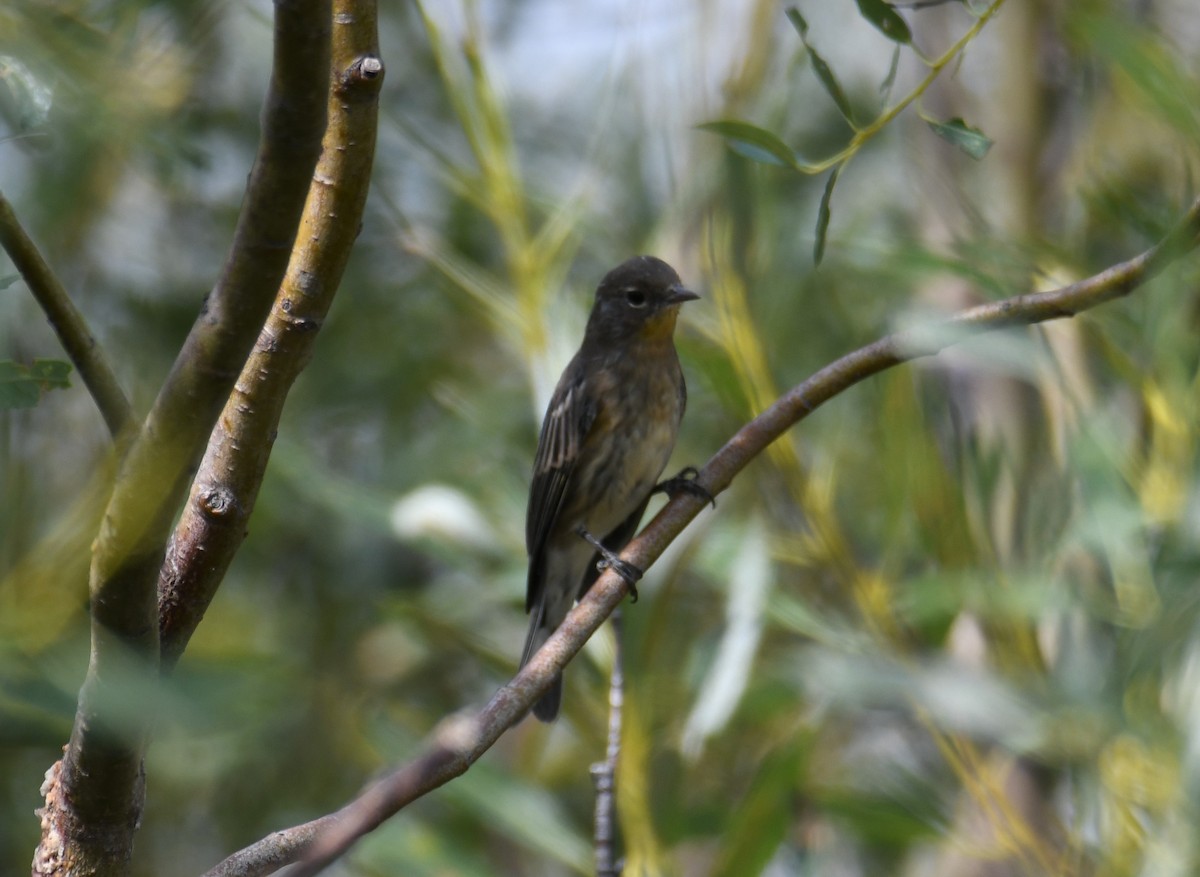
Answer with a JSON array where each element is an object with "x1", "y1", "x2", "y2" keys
[{"x1": 666, "y1": 285, "x2": 700, "y2": 305}]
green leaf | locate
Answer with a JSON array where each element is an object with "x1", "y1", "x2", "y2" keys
[
  {"x1": 814, "y1": 164, "x2": 842, "y2": 266},
  {"x1": 880, "y1": 44, "x2": 901, "y2": 101},
  {"x1": 809, "y1": 49, "x2": 856, "y2": 125},
  {"x1": 785, "y1": 7, "x2": 809, "y2": 38},
  {"x1": 0, "y1": 359, "x2": 72, "y2": 409},
  {"x1": 855, "y1": 0, "x2": 912, "y2": 44},
  {"x1": 0, "y1": 274, "x2": 19, "y2": 290},
  {"x1": 29, "y1": 359, "x2": 72, "y2": 389},
  {"x1": 0, "y1": 361, "x2": 39, "y2": 409},
  {"x1": 698, "y1": 120, "x2": 799, "y2": 169},
  {"x1": 785, "y1": 7, "x2": 856, "y2": 125},
  {"x1": 925, "y1": 116, "x2": 994, "y2": 160}
]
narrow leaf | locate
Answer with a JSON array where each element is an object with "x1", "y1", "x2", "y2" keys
[
  {"x1": 814, "y1": 164, "x2": 842, "y2": 266},
  {"x1": 880, "y1": 45, "x2": 901, "y2": 102},
  {"x1": 785, "y1": 7, "x2": 809, "y2": 38},
  {"x1": 785, "y1": 8, "x2": 855, "y2": 125},
  {"x1": 698, "y1": 120, "x2": 799, "y2": 169},
  {"x1": 855, "y1": 0, "x2": 913, "y2": 44},
  {"x1": 926, "y1": 116, "x2": 994, "y2": 160},
  {"x1": 0, "y1": 273, "x2": 19, "y2": 290},
  {"x1": 808, "y1": 48, "x2": 856, "y2": 125}
]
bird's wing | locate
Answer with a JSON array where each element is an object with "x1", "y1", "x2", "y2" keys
[{"x1": 525, "y1": 366, "x2": 598, "y2": 612}]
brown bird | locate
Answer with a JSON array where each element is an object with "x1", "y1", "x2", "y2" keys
[{"x1": 521, "y1": 255, "x2": 699, "y2": 721}]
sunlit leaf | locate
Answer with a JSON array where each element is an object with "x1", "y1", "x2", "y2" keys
[
  {"x1": 0, "y1": 55, "x2": 54, "y2": 131},
  {"x1": 682, "y1": 520, "x2": 771, "y2": 756},
  {"x1": 925, "y1": 116, "x2": 994, "y2": 159},
  {"x1": 855, "y1": 0, "x2": 912, "y2": 44},
  {"x1": 698, "y1": 120, "x2": 799, "y2": 169}
]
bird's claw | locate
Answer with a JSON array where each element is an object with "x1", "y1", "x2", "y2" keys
[
  {"x1": 652, "y1": 466, "x2": 716, "y2": 508},
  {"x1": 577, "y1": 527, "x2": 644, "y2": 602},
  {"x1": 597, "y1": 556, "x2": 643, "y2": 602}
]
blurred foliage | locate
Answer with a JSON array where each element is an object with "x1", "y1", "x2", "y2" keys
[
  {"x1": 0, "y1": 358, "x2": 71, "y2": 409},
  {"x1": 3, "y1": 1, "x2": 1200, "y2": 876}
]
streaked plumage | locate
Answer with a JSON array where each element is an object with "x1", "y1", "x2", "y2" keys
[{"x1": 521, "y1": 255, "x2": 697, "y2": 721}]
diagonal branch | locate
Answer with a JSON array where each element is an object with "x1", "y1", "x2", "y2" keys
[
  {"x1": 203, "y1": 195, "x2": 1200, "y2": 877},
  {"x1": 0, "y1": 188, "x2": 134, "y2": 438},
  {"x1": 34, "y1": 3, "x2": 332, "y2": 875},
  {"x1": 159, "y1": 1, "x2": 384, "y2": 672}
]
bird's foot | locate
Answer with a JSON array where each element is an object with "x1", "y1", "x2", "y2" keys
[
  {"x1": 576, "y1": 527, "x2": 644, "y2": 602},
  {"x1": 652, "y1": 466, "x2": 716, "y2": 508}
]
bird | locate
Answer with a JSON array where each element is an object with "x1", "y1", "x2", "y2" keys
[{"x1": 521, "y1": 255, "x2": 699, "y2": 722}]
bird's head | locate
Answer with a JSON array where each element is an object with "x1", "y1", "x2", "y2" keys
[{"x1": 584, "y1": 256, "x2": 698, "y2": 346}]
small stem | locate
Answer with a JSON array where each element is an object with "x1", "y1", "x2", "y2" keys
[
  {"x1": 592, "y1": 611, "x2": 625, "y2": 877},
  {"x1": 0, "y1": 189, "x2": 134, "y2": 438},
  {"x1": 808, "y1": 0, "x2": 1008, "y2": 173}
]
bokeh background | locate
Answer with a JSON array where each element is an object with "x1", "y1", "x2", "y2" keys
[{"x1": 3, "y1": 1, "x2": 1200, "y2": 874}]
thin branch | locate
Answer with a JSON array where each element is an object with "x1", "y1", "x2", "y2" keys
[
  {"x1": 201, "y1": 815, "x2": 341, "y2": 877},
  {"x1": 34, "y1": 2, "x2": 331, "y2": 874},
  {"x1": 160, "y1": 8, "x2": 384, "y2": 672},
  {"x1": 592, "y1": 611, "x2": 624, "y2": 877},
  {"x1": 0, "y1": 188, "x2": 134, "y2": 438},
  {"x1": 205, "y1": 198, "x2": 1200, "y2": 877}
]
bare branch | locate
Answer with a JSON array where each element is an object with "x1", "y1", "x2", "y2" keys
[
  {"x1": 592, "y1": 611, "x2": 624, "y2": 877},
  {"x1": 34, "y1": 2, "x2": 332, "y2": 874},
  {"x1": 200, "y1": 815, "x2": 340, "y2": 877},
  {"x1": 204, "y1": 197, "x2": 1200, "y2": 877},
  {"x1": 160, "y1": 8, "x2": 384, "y2": 672},
  {"x1": 0, "y1": 188, "x2": 134, "y2": 438}
]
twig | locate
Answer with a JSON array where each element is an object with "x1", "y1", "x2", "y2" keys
[
  {"x1": 203, "y1": 198, "x2": 1200, "y2": 877},
  {"x1": 201, "y1": 815, "x2": 342, "y2": 877},
  {"x1": 34, "y1": 3, "x2": 331, "y2": 875},
  {"x1": 159, "y1": 7, "x2": 384, "y2": 672},
  {"x1": 592, "y1": 610, "x2": 624, "y2": 877},
  {"x1": 0, "y1": 189, "x2": 134, "y2": 438},
  {"x1": 807, "y1": 0, "x2": 1008, "y2": 173}
]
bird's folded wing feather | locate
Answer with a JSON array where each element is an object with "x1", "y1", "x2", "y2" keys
[{"x1": 525, "y1": 371, "x2": 597, "y2": 612}]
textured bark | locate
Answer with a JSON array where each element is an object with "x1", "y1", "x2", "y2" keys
[{"x1": 32, "y1": 1, "x2": 331, "y2": 874}]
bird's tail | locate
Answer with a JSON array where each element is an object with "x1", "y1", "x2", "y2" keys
[{"x1": 520, "y1": 599, "x2": 564, "y2": 722}]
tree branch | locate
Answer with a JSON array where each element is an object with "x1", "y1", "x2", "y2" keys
[
  {"x1": 592, "y1": 610, "x2": 624, "y2": 877},
  {"x1": 204, "y1": 195, "x2": 1200, "y2": 877},
  {"x1": 0, "y1": 188, "x2": 134, "y2": 438},
  {"x1": 34, "y1": 3, "x2": 331, "y2": 874},
  {"x1": 159, "y1": 5, "x2": 384, "y2": 673}
]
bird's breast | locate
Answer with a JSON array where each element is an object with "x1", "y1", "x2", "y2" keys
[{"x1": 565, "y1": 351, "x2": 685, "y2": 537}]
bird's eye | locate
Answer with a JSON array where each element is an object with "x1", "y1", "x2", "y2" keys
[{"x1": 625, "y1": 289, "x2": 647, "y2": 308}]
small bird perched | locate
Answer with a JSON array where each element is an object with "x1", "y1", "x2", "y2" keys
[{"x1": 521, "y1": 255, "x2": 699, "y2": 722}]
